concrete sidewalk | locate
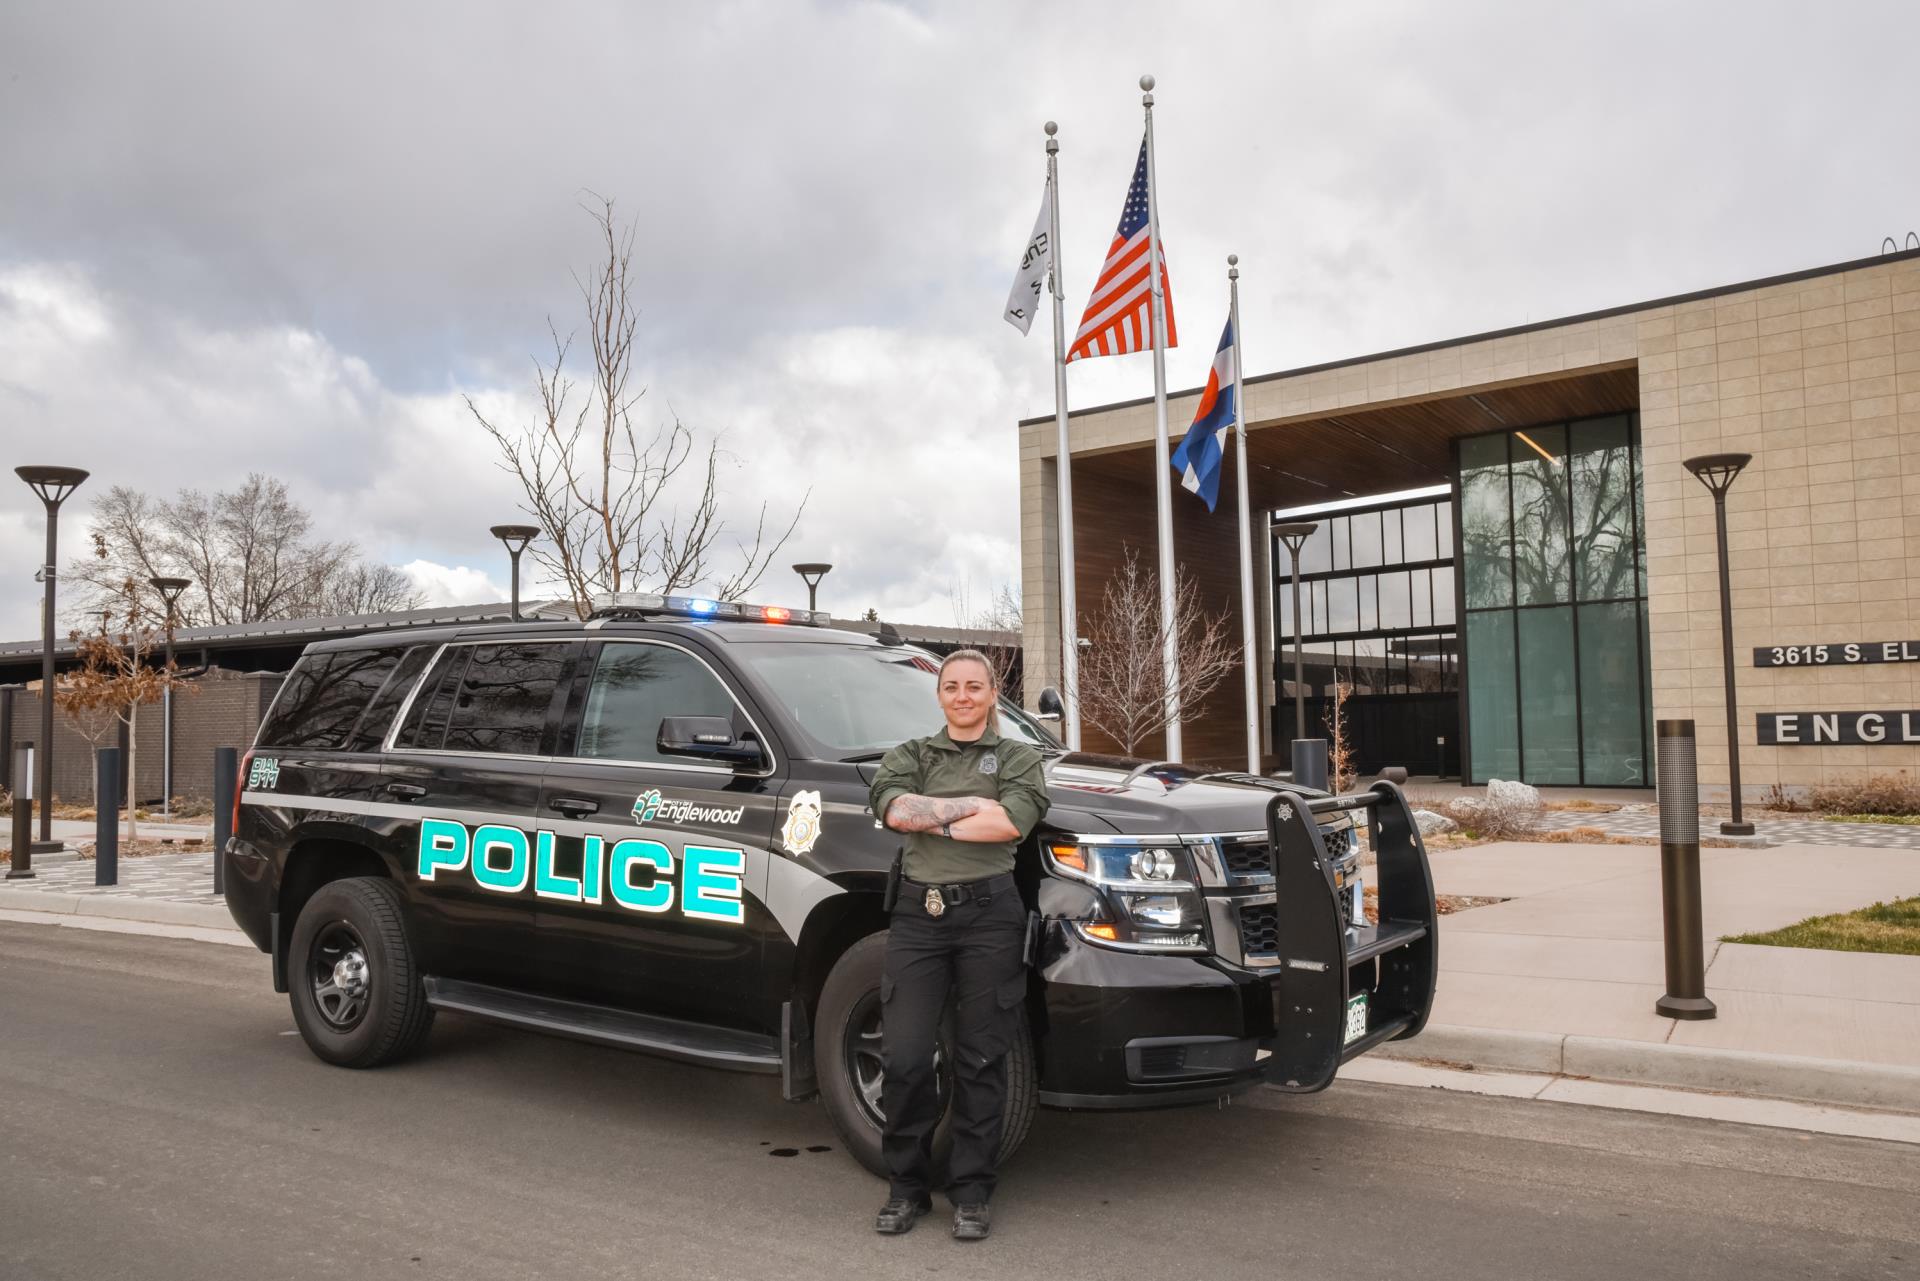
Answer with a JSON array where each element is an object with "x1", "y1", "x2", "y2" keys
[{"x1": 1377, "y1": 840, "x2": 1920, "y2": 1111}]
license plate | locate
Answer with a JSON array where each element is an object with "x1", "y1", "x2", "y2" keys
[{"x1": 1343, "y1": 992, "x2": 1368, "y2": 1045}]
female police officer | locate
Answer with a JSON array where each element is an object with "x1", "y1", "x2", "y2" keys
[{"x1": 866, "y1": 649, "x2": 1049, "y2": 1241}]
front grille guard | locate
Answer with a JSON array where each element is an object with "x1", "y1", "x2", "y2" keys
[{"x1": 1261, "y1": 780, "x2": 1438, "y2": 1093}]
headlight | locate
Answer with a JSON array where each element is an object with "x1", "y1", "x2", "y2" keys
[{"x1": 1044, "y1": 837, "x2": 1209, "y2": 953}]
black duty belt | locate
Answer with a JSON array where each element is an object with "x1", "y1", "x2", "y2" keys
[{"x1": 903, "y1": 872, "x2": 1015, "y2": 916}]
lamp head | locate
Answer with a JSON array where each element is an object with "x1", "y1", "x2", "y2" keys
[
  {"x1": 792, "y1": 562, "x2": 833, "y2": 588},
  {"x1": 1682, "y1": 453, "x2": 1752, "y2": 496},
  {"x1": 1273, "y1": 521, "x2": 1319, "y2": 553},
  {"x1": 15, "y1": 465, "x2": 89, "y2": 510},
  {"x1": 490, "y1": 524, "x2": 541, "y2": 554},
  {"x1": 149, "y1": 576, "x2": 191, "y2": 607}
]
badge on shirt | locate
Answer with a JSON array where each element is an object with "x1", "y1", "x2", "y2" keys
[{"x1": 978, "y1": 752, "x2": 998, "y2": 776}]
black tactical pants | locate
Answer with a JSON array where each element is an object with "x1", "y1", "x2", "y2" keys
[{"x1": 880, "y1": 875, "x2": 1027, "y2": 1207}]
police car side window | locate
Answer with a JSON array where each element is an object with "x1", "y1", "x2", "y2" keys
[
  {"x1": 573, "y1": 642, "x2": 737, "y2": 764},
  {"x1": 258, "y1": 648, "x2": 405, "y2": 750},
  {"x1": 441, "y1": 643, "x2": 570, "y2": 756}
]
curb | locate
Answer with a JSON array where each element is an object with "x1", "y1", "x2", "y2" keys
[
  {"x1": 1375, "y1": 1023, "x2": 1920, "y2": 1114},
  {"x1": 0, "y1": 888, "x2": 235, "y2": 931}
]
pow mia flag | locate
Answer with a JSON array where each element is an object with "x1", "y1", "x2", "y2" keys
[{"x1": 1003, "y1": 177, "x2": 1054, "y2": 334}]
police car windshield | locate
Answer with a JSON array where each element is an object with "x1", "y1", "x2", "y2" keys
[{"x1": 732, "y1": 642, "x2": 1058, "y2": 759}]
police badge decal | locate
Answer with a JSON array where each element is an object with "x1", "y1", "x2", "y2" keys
[{"x1": 781, "y1": 789, "x2": 823, "y2": 855}]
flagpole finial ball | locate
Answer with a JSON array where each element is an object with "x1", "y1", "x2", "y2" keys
[
  {"x1": 1139, "y1": 74, "x2": 1155, "y2": 91},
  {"x1": 1228, "y1": 254, "x2": 1239, "y2": 267},
  {"x1": 1044, "y1": 120, "x2": 1057, "y2": 137}
]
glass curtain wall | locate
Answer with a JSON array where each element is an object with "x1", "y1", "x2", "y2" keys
[{"x1": 1455, "y1": 413, "x2": 1650, "y2": 786}]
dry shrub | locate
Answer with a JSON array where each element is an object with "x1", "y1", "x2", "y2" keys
[
  {"x1": 1429, "y1": 795, "x2": 1542, "y2": 841},
  {"x1": 1805, "y1": 773, "x2": 1920, "y2": 817}
]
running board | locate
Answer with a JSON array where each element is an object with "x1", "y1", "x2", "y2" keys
[{"x1": 423, "y1": 976, "x2": 781, "y2": 1075}]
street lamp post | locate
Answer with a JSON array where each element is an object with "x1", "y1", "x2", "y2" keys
[
  {"x1": 1273, "y1": 522, "x2": 1319, "y2": 747},
  {"x1": 490, "y1": 525, "x2": 540, "y2": 621},
  {"x1": 792, "y1": 563, "x2": 832, "y2": 613},
  {"x1": 150, "y1": 576, "x2": 191, "y2": 820},
  {"x1": 15, "y1": 466, "x2": 88, "y2": 853},
  {"x1": 1683, "y1": 453, "x2": 1755, "y2": 837}
]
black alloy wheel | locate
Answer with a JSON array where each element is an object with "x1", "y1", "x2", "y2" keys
[
  {"x1": 287, "y1": 876, "x2": 435, "y2": 1069},
  {"x1": 308, "y1": 921, "x2": 373, "y2": 1031}
]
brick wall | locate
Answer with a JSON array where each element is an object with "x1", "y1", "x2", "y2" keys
[{"x1": 0, "y1": 668, "x2": 285, "y2": 805}]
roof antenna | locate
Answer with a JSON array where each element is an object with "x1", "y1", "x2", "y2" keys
[{"x1": 876, "y1": 621, "x2": 905, "y2": 647}]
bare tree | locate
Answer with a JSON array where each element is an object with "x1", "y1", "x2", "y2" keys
[
  {"x1": 1076, "y1": 548, "x2": 1239, "y2": 758},
  {"x1": 469, "y1": 195, "x2": 805, "y2": 618},
  {"x1": 71, "y1": 476, "x2": 422, "y2": 626},
  {"x1": 949, "y1": 576, "x2": 1025, "y2": 700}
]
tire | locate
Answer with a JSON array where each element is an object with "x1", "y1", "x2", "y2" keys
[
  {"x1": 287, "y1": 876, "x2": 435, "y2": 1069},
  {"x1": 813, "y1": 931, "x2": 1037, "y2": 1181}
]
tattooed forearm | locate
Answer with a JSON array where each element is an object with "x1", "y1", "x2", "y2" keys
[{"x1": 884, "y1": 794, "x2": 985, "y2": 833}]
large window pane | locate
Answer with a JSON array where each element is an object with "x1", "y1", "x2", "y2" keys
[
  {"x1": 1379, "y1": 570, "x2": 1413, "y2": 630},
  {"x1": 1326, "y1": 577, "x2": 1358, "y2": 633},
  {"x1": 258, "y1": 648, "x2": 405, "y2": 750},
  {"x1": 1436, "y1": 500, "x2": 1455, "y2": 560},
  {"x1": 1382, "y1": 507, "x2": 1403, "y2": 564},
  {"x1": 1466, "y1": 610, "x2": 1518, "y2": 781},
  {"x1": 1432, "y1": 564, "x2": 1457, "y2": 626},
  {"x1": 1331, "y1": 517, "x2": 1351, "y2": 572},
  {"x1": 1459, "y1": 435, "x2": 1512, "y2": 608},
  {"x1": 1570, "y1": 415, "x2": 1636, "y2": 601},
  {"x1": 1579, "y1": 602, "x2": 1646, "y2": 785},
  {"x1": 1510, "y1": 425, "x2": 1571, "y2": 605},
  {"x1": 1295, "y1": 522, "x2": 1332, "y2": 574},
  {"x1": 575, "y1": 643, "x2": 738, "y2": 763},
  {"x1": 1404, "y1": 502, "x2": 1438, "y2": 562},
  {"x1": 1351, "y1": 511, "x2": 1383, "y2": 569},
  {"x1": 1518, "y1": 607, "x2": 1579, "y2": 784}
]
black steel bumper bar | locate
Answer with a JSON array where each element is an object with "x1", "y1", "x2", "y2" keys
[{"x1": 1261, "y1": 780, "x2": 1439, "y2": 1093}]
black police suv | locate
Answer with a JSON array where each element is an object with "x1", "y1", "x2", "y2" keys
[{"x1": 223, "y1": 594, "x2": 1437, "y2": 1176}]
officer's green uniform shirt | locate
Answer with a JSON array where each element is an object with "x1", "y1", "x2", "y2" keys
[{"x1": 868, "y1": 726, "x2": 1050, "y2": 885}]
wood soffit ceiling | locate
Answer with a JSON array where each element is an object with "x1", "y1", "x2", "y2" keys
[{"x1": 1074, "y1": 363, "x2": 1641, "y2": 510}]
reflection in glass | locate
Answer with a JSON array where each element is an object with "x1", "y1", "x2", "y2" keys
[
  {"x1": 1404, "y1": 502, "x2": 1437, "y2": 562},
  {"x1": 1459, "y1": 434, "x2": 1513, "y2": 608},
  {"x1": 1510, "y1": 425, "x2": 1570, "y2": 605},
  {"x1": 1570, "y1": 416, "x2": 1636, "y2": 602},
  {"x1": 1433, "y1": 564, "x2": 1457, "y2": 626},
  {"x1": 1351, "y1": 511, "x2": 1382, "y2": 569}
]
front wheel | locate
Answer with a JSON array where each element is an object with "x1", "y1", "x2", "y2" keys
[
  {"x1": 287, "y1": 876, "x2": 435, "y2": 1068},
  {"x1": 813, "y1": 931, "x2": 1037, "y2": 1179}
]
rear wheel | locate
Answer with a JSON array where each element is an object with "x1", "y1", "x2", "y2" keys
[
  {"x1": 288, "y1": 876, "x2": 435, "y2": 1068},
  {"x1": 813, "y1": 932, "x2": 1037, "y2": 1180}
]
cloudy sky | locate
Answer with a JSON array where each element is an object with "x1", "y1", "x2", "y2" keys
[{"x1": 2, "y1": 0, "x2": 1915, "y2": 638}]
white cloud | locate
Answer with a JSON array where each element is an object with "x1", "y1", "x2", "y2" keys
[{"x1": 398, "y1": 560, "x2": 507, "y2": 609}]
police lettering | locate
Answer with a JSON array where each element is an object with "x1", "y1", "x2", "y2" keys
[{"x1": 417, "y1": 817, "x2": 745, "y2": 924}]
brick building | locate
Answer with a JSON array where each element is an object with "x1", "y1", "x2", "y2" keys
[{"x1": 1019, "y1": 247, "x2": 1920, "y2": 799}]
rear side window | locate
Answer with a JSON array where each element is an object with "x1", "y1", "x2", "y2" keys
[
  {"x1": 341, "y1": 646, "x2": 434, "y2": 752},
  {"x1": 571, "y1": 642, "x2": 740, "y2": 764},
  {"x1": 396, "y1": 642, "x2": 570, "y2": 756},
  {"x1": 257, "y1": 648, "x2": 407, "y2": 750}
]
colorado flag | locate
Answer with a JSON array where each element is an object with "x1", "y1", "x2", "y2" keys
[{"x1": 1170, "y1": 316, "x2": 1237, "y2": 511}]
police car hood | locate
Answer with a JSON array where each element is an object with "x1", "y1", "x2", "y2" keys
[{"x1": 1037, "y1": 752, "x2": 1344, "y2": 837}]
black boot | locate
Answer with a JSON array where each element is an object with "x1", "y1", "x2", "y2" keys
[
  {"x1": 951, "y1": 1202, "x2": 991, "y2": 1241},
  {"x1": 874, "y1": 1195, "x2": 932, "y2": 1235}
]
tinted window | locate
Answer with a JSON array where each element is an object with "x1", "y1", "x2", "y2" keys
[
  {"x1": 342, "y1": 646, "x2": 433, "y2": 752},
  {"x1": 395, "y1": 643, "x2": 569, "y2": 755},
  {"x1": 257, "y1": 648, "x2": 405, "y2": 749},
  {"x1": 441, "y1": 644, "x2": 570, "y2": 755},
  {"x1": 573, "y1": 643, "x2": 739, "y2": 764}
]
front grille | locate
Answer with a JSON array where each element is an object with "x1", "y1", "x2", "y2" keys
[
  {"x1": 1238, "y1": 902, "x2": 1279, "y2": 956},
  {"x1": 1219, "y1": 836, "x2": 1272, "y2": 878}
]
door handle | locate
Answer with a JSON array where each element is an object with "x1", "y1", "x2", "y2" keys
[
  {"x1": 549, "y1": 796, "x2": 600, "y2": 817},
  {"x1": 385, "y1": 782, "x2": 427, "y2": 800}
]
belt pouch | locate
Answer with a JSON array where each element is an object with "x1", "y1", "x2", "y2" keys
[{"x1": 882, "y1": 850, "x2": 902, "y2": 913}]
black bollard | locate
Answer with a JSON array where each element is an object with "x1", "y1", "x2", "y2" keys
[
  {"x1": 96, "y1": 746, "x2": 120, "y2": 887},
  {"x1": 1292, "y1": 738, "x2": 1329, "y2": 793},
  {"x1": 1654, "y1": 720, "x2": 1716, "y2": 1020},
  {"x1": 6, "y1": 742, "x2": 33, "y2": 880},
  {"x1": 212, "y1": 746, "x2": 237, "y2": 896}
]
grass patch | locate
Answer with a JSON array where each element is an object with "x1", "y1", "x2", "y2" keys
[
  {"x1": 1725, "y1": 896, "x2": 1920, "y2": 956},
  {"x1": 1821, "y1": 813, "x2": 1920, "y2": 826}
]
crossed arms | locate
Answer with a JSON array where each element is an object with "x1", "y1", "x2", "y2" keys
[{"x1": 882, "y1": 794, "x2": 1020, "y2": 842}]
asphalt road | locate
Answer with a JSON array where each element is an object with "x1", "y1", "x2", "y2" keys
[{"x1": 3, "y1": 922, "x2": 1917, "y2": 1281}]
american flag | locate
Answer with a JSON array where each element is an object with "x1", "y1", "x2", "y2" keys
[{"x1": 1067, "y1": 135, "x2": 1176, "y2": 362}]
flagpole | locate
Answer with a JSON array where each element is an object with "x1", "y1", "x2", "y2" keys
[
  {"x1": 1141, "y1": 73, "x2": 1182, "y2": 762},
  {"x1": 1229, "y1": 254, "x2": 1259, "y2": 775},
  {"x1": 1045, "y1": 122, "x2": 1081, "y2": 752}
]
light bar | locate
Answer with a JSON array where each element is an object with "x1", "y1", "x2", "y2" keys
[{"x1": 587, "y1": 593, "x2": 831, "y2": 627}]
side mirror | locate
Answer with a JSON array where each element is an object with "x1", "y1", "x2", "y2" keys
[
  {"x1": 1035, "y1": 686, "x2": 1064, "y2": 722},
  {"x1": 657, "y1": 716, "x2": 765, "y2": 768}
]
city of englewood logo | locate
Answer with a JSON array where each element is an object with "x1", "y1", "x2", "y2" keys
[{"x1": 631, "y1": 788, "x2": 745, "y2": 827}]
